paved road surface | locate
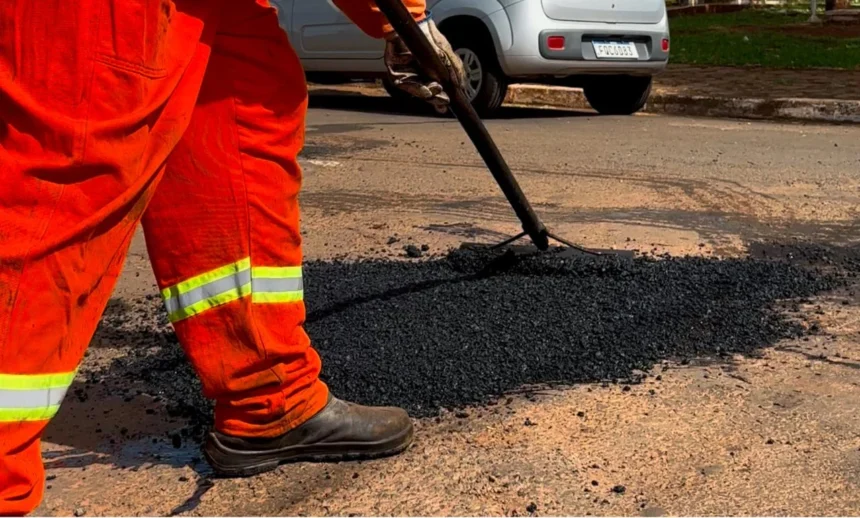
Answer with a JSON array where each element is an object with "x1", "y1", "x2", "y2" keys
[{"x1": 37, "y1": 99, "x2": 860, "y2": 516}]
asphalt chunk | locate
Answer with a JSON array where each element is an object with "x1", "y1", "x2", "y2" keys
[
  {"x1": 404, "y1": 244, "x2": 423, "y2": 258},
  {"x1": 82, "y1": 244, "x2": 850, "y2": 436}
]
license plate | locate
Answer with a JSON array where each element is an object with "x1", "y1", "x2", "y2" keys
[{"x1": 592, "y1": 41, "x2": 639, "y2": 60}]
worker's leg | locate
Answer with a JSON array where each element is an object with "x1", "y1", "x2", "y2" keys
[
  {"x1": 0, "y1": 1, "x2": 216, "y2": 514},
  {"x1": 141, "y1": 0, "x2": 412, "y2": 474},
  {"x1": 141, "y1": 0, "x2": 328, "y2": 440}
]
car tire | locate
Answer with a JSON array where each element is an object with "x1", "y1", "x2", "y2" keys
[
  {"x1": 445, "y1": 32, "x2": 507, "y2": 117},
  {"x1": 583, "y1": 75, "x2": 652, "y2": 116}
]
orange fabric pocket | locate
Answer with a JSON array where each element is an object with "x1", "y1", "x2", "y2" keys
[{"x1": 96, "y1": 0, "x2": 172, "y2": 76}]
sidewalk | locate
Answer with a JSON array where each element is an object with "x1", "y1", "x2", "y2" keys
[
  {"x1": 651, "y1": 65, "x2": 860, "y2": 122},
  {"x1": 656, "y1": 65, "x2": 860, "y2": 101},
  {"x1": 311, "y1": 65, "x2": 860, "y2": 123}
]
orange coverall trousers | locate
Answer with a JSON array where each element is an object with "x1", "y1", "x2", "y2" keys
[{"x1": 0, "y1": 0, "x2": 423, "y2": 514}]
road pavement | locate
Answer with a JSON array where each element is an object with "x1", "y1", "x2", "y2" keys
[{"x1": 37, "y1": 100, "x2": 860, "y2": 516}]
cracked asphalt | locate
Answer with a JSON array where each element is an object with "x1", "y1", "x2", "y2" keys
[{"x1": 36, "y1": 97, "x2": 860, "y2": 516}]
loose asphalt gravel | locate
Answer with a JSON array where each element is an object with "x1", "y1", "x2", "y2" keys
[{"x1": 86, "y1": 244, "x2": 856, "y2": 439}]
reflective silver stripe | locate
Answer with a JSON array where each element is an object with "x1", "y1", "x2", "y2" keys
[
  {"x1": 251, "y1": 277, "x2": 303, "y2": 293},
  {"x1": 164, "y1": 269, "x2": 252, "y2": 315},
  {"x1": 163, "y1": 263, "x2": 303, "y2": 322},
  {"x1": 0, "y1": 387, "x2": 69, "y2": 409}
]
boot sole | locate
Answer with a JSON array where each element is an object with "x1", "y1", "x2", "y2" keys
[{"x1": 202, "y1": 424, "x2": 414, "y2": 478}]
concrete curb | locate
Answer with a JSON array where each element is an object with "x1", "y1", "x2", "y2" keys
[
  {"x1": 309, "y1": 83, "x2": 860, "y2": 124},
  {"x1": 504, "y1": 84, "x2": 860, "y2": 124},
  {"x1": 646, "y1": 94, "x2": 860, "y2": 124}
]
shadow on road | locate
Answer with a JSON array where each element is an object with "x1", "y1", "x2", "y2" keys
[
  {"x1": 308, "y1": 89, "x2": 591, "y2": 120},
  {"x1": 43, "y1": 241, "x2": 860, "y2": 480}
]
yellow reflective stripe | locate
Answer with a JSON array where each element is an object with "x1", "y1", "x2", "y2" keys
[
  {"x1": 251, "y1": 266, "x2": 302, "y2": 279},
  {"x1": 168, "y1": 282, "x2": 252, "y2": 323},
  {"x1": 0, "y1": 405, "x2": 61, "y2": 422},
  {"x1": 252, "y1": 291, "x2": 304, "y2": 304},
  {"x1": 162, "y1": 257, "x2": 251, "y2": 300},
  {"x1": 0, "y1": 372, "x2": 76, "y2": 390},
  {"x1": 0, "y1": 372, "x2": 75, "y2": 422},
  {"x1": 163, "y1": 262, "x2": 304, "y2": 322}
]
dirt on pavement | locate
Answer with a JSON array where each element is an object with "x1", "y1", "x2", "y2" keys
[{"x1": 36, "y1": 104, "x2": 860, "y2": 516}]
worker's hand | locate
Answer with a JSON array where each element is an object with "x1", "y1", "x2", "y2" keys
[{"x1": 384, "y1": 17, "x2": 466, "y2": 113}]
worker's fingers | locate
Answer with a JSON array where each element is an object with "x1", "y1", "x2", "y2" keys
[
  {"x1": 423, "y1": 20, "x2": 466, "y2": 88},
  {"x1": 384, "y1": 28, "x2": 458, "y2": 111},
  {"x1": 388, "y1": 71, "x2": 449, "y2": 106},
  {"x1": 429, "y1": 89, "x2": 450, "y2": 113}
]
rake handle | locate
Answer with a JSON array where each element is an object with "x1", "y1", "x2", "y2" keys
[{"x1": 375, "y1": 0, "x2": 550, "y2": 251}]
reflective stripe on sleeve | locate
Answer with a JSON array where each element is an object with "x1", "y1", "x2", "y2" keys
[
  {"x1": 0, "y1": 372, "x2": 75, "y2": 422},
  {"x1": 162, "y1": 260, "x2": 304, "y2": 322}
]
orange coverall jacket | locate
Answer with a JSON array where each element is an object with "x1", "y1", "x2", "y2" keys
[{"x1": 0, "y1": 0, "x2": 425, "y2": 515}]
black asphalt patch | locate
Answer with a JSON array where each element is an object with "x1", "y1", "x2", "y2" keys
[{"x1": 84, "y1": 245, "x2": 852, "y2": 435}]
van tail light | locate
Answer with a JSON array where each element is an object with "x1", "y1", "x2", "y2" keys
[
  {"x1": 547, "y1": 36, "x2": 566, "y2": 51},
  {"x1": 661, "y1": 38, "x2": 670, "y2": 52}
]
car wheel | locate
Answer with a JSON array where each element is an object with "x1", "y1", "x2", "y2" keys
[
  {"x1": 583, "y1": 76, "x2": 652, "y2": 115},
  {"x1": 446, "y1": 34, "x2": 507, "y2": 117}
]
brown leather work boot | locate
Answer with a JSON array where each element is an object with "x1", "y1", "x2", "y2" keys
[{"x1": 203, "y1": 396, "x2": 414, "y2": 477}]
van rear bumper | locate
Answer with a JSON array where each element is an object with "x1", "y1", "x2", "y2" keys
[{"x1": 496, "y1": 0, "x2": 669, "y2": 79}]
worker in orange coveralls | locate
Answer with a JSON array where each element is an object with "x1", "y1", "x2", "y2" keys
[{"x1": 0, "y1": 0, "x2": 464, "y2": 514}]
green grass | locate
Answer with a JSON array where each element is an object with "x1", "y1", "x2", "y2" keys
[
  {"x1": 670, "y1": 10, "x2": 860, "y2": 69},
  {"x1": 671, "y1": 9, "x2": 807, "y2": 31}
]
